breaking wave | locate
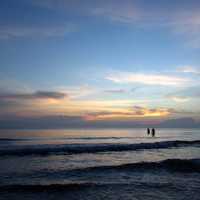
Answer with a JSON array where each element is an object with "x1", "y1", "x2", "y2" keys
[
  {"x1": 0, "y1": 158, "x2": 199, "y2": 192},
  {"x1": 0, "y1": 140, "x2": 200, "y2": 156},
  {"x1": 80, "y1": 158, "x2": 200, "y2": 173}
]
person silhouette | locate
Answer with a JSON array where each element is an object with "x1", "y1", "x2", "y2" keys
[
  {"x1": 147, "y1": 128, "x2": 150, "y2": 136},
  {"x1": 151, "y1": 128, "x2": 155, "y2": 137}
]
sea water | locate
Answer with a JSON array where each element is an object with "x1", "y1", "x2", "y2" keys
[{"x1": 0, "y1": 128, "x2": 200, "y2": 200}]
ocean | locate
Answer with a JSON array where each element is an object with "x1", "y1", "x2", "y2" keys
[{"x1": 0, "y1": 128, "x2": 200, "y2": 200}]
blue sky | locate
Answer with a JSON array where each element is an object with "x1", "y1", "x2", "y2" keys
[{"x1": 0, "y1": 0, "x2": 200, "y2": 123}]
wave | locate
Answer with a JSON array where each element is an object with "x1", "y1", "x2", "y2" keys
[
  {"x1": 0, "y1": 182, "x2": 175, "y2": 193},
  {"x1": 38, "y1": 158, "x2": 200, "y2": 175},
  {"x1": 0, "y1": 159, "x2": 199, "y2": 192},
  {"x1": 81, "y1": 158, "x2": 200, "y2": 173},
  {"x1": 1, "y1": 140, "x2": 200, "y2": 156}
]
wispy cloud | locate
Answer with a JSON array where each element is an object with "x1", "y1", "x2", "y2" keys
[
  {"x1": 177, "y1": 66, "x2": 200, "y2": 75},
  {"x1": 166, "y1": 85, "x2": 200, "y2": 103},
  {"x1": 84, "y1": 106, "x2": 172, "y2": 121},
  {"x1": 167, "y1": 96, "x2": 190, "y2": 103},
  {"x1": 171, "y1": 10, "x2": 200, "y2": 48},
  {"x1": 0, "y1": 91, "x2": 67, "y2": 100},
  {"x1": 91, "y1": 1, "x2": 141, "y2": 23},
  {"x1": 0, "y1": 24, "x2": 76, "y2": 39},
  {"x1": 8, "y1": 0, "x2": 200, "y2": 46},
  {"x1": 104, "y1": 89, "x2": 126, "y2": 94},
  {"x1": 57, "y1": 85, "x2": 97, "y2": 100},
  {"x1": 106, "y1": 72, "x2": 188, "y2": 86},
  {"x1": 90, "y1": 1, "x2": 200, "y2": 48}
]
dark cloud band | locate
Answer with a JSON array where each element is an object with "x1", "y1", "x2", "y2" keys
[{"x1": 0, "y1": 91, "x2": 67, "y2": 100}]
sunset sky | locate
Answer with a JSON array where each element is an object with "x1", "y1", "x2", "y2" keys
[{"x1": 0, "y1": 0, "x2": 200, "y2": 126}]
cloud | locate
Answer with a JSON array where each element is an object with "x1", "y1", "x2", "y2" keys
[
  {"x1": 0, "y1": 24, "x2": 76, "y2": 39},
  {"x1": 0, "y1": 78, "x2": 31, "y2": 93},
  {"x1": 84, "y1": 106, "x2": 172, "y2": 121},
  {"x1": 91, "y1": 2, "x2": 200, "y2": 48},
  {"x1": 106, "y1": 72, "x2": 188, "y2": 86},
  {"x1": 104, "y1": 89, "x2": 126, "y2": 94},
  {"x1": 1, "y1": 114, "x2": 199, "y2": 129},
  {"x1": 57, "y1": 85, "x2": 96, "y2": 100},
  {"x1": 0, "y1": 91, "x2": 67, "y2": 100},
  {"x1": 91, "y1": 1, "x2": 141, "y2": 23},
  {"x1": 166, "y1": 86, "x2": 200, "y2": 102},
  {"x1": 177, "y1": 66, "x2": 200, "y2": 75},
  {"x1": 103, "y1": 87, "x2": 140, "y2": 95},
  {"x1": 171, "y1": 10, "x2": 200, "y2": 48},
  {"x1": 167, "y1": 96, "x2": 190, "y2": 103},
  {"x1": 0, "y1": 115, "x2": 86, "y2": 129},
  {"x1": 2, "y1": 0, "x2": 200, "y2": 46},
  {"x1": 184, "y1": 88, "x2": 200, "y2": 98},
  {"x1": 132, "y1": 106, "x2": 172, "y2": 117},
  {"x1": 0, "y1": 90, "x2": 69, "y2": 118},
  {"x1": 92, "y1": 1, "x2": 200, "y2": 47}
]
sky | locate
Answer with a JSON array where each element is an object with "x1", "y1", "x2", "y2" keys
[{"x1": 0, "y1": 0, "x2": 200, "y2": 127}]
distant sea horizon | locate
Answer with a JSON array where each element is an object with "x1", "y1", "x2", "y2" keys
[{"x1": 0, "y1": 117, "x2": 200, "y2": 129}]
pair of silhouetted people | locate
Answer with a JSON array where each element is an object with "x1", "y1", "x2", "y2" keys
[{"x1": 147, "y1": 128, "x2": 155, "y2": 137}]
